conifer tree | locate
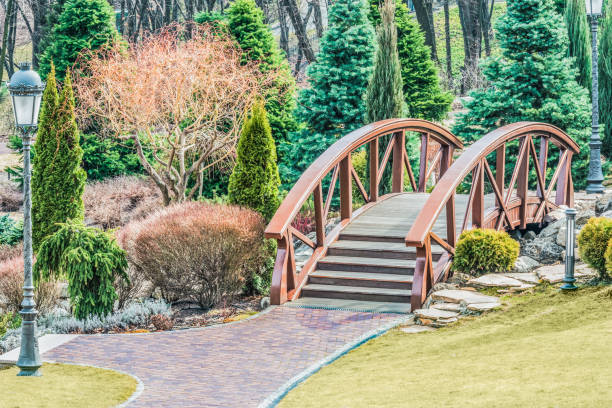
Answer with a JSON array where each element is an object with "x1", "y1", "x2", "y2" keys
[
  {"x1": 366, "y1": 0, "x2": 404, "y2": 122},
  {"x1": 38, "y1": 0, "x2": 120, "y2": 80},
  {"x1": 453, "y1": 0, "x2": 596, "y2": 190},
  {"x1": 565, "y1": 0, "x2": 592, "y2": 90},
  {"x1": 600, "y1": 0, "x2": 612, "y2": 158},
  {"x1": 32, "y1": 66, "x2": 87, "y2": 250},
  {"x1": 285, "y1": 0, "x2": 375, "y2": 185},
  {"x1": 228, "y1": 99, "x2": 280, "y2": 221}
]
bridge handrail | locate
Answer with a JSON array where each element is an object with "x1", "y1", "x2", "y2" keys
[
  {"x1": 404, "y1": 122, "x2": 580, "y2": 248},
  {"x1": 265, "y1": 118, "x2": 463, "y2": 240}
]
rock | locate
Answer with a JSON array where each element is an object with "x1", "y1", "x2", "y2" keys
[
  {"x1": 468, "y1": 274, "x2": 524, "y2": 288},
  {"x1": 436, "y1": 317, "x2": 458, "y2": 324},
  {"x1": 601, "y1": 210, "x2": 612, "y2": 219},
  {"x1": 521, "y1": 238, "x2": 564, "y2": 264},
  {"x1": 522, "y1": 230, "x2": 537, "y2": 241},
  {"x1": 510, "y1": 229, "x2": 522, "y2": 241},
  {"x1": 543, "y1": 208, "x2": 568, "y2": 224},
  {"x1": 556, "y1": 223, "x2": 567, "y2": 247},
  {"x1": 432, "y1": 282, "x2": 459, "y2": 292},
  {"x1": 539, "y1": 220, "x2": 563, "y2": 238},
  {"x1": 502, "y1": 272, "x2": 540, "y2": 284},
  {"x1": 400, "y1": 326, "x2": 435, "y2": 334},
  {"x1": 414, "y1": 308, "x2": 459, "y2": 320},
  {"x1": 576, "y1": 209, "x2": 595, "y2": 226},
  {"x1": 431, "y1": 303, "x2": 462, "y2": 312},
  {"x1": 431, "y1": 289, "x2": 499, "y2": 305},
  {"x1": 512, "y1": 256, "x2": 540, "y2": 273},
  {"x1": 260, "y1": 297, "x2": 270, "y2": 310},
  {"x1": 467, "y1": 302, "x2": 501, "y2": 312},
  {"x1": 595, "y1": 192, "x2": 612, "y2": 214},
  {"x1": 535, "y1": 263, "x2": 597, "y2": 283},
  {"x1": 447, "y1": 272, "x2": 472, "y2": 285}
]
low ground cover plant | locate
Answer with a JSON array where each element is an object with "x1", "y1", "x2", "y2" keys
[
  {"x1": 452, "y1": 228, "x2": 519, "y2": 276},
  {"x1": 578, "y1": 217, "x2": 612, "y2": 280}
]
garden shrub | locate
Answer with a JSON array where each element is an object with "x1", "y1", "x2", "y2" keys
[
  {"x1": 34, "y1": 221, "x2": 129, "y2": 319},
  {"x1": 0, "y1": 253, "x2": 60, "y2": 314},
  {"x1": 81, "y1": 133, "x2": 146, "y2": 181},
  {"x1": 605, "y1": 238, "x2": 612, "y2": 278},
  {"x1": 117, "y1": 202, "x2": 265, "y2": 308},
  {"x1": 0, "y1": 215, "x2": 22, "y2": 246},
  {"x1": 578, "y1": 217, "x2": 612, "y2": 280},
  {"x1": 452, "y1": 228, "x2": 519, "y2": 276},
  {"x1": 0, "y1": 185, "x2": 22, "y2": 212}
]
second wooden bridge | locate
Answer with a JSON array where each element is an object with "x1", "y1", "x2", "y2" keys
[{"x1": 265, "y1": 119, "x2": 579, "y2": 312}]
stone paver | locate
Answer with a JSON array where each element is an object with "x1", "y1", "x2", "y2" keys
[
  {"x1": 43, "y1": 306, "x2": 404, "y2": 408},
  {"x1": 431, "y1": 289, "x2": 499, "y2": 305}
]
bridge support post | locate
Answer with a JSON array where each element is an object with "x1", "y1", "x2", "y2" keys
[
  {"x1": 340, "y1": 156, "x2": 352, "y2": 221},
  {"x1": 392, "y1": 131, "x2": 405, "y2": 193},
  {"x1": 369, "y1": 139, "x2": 379, "y2": 202}
]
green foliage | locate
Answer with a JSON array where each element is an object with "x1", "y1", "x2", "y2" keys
[
  {"x1": 32, "y1": 67, "x2": 87, "y2": 251},
  {"x1": 605, "y1": 237, "x2": 612, "y2": 276},
  {"x1": 0, "y1": 312, "x2": 20, "y2": 337},
  {"x1": 5, "y1": 134, "x2": 33, "y2": 189},
  {"x1": 452, "y1": 228, "x2": 519, "y2": 276},
  {"x1": 565, "y1": 0, "x2": 592, "y2": 91},
  {"x1": 578, "y1": 217, "x2": 612, "y2": 280},
  {"x1": 0, "y1": 215, "x2": 22, "y2": 246},
  {"x1": 80, "y1": 134, "x2": 146, "y2": 181},
  {"x1": 194, "y1": 11, "x2": 228, "y2": 32},
  {"x1": 453, "y1": 0, "x2": 598, "y2": 191},
  {"x1": 244, "y1": 238, "x2": 276, "y2": 296},
  {"x1": 228, "y1": 99, "x2": 280, "y2": 221},
  {"x1": 600, "y1": 0, "x2": 612, "y2": 158},
  {"x1": 366, "y1": 0, "x2": 404, "y2": 122},
  {"x1": 34, "y1": 221, "x2": 128, "y2": 319},
  {"x1": 285, "y1": 0, "x2": 375, "y2": 186},
  {"x1": 38, "y1": 0, "x2": 120, "y2": 80}
]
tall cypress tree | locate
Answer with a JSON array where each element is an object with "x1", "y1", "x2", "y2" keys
[
  {"x1": 285, "y1": 0, "x2": 375, "y2": 185},
  {"x1": 600, "y1": 0, "x2": 612, "y2": 158},
  {"x1": 366, "y1": 0, "x2": 404, "y2": 122},
  {"x1": 32, "y1": 67, "x2": 87, "y2": 250},
  {"x1": 38, "y1": 0, "x2": 119, "y2": 80},
  {"x1": 453, "y1": 0, "x2": 596, "y2": 190},
  {"x1": 565, "y1": 0, "x2": 592, "y2": 91}
]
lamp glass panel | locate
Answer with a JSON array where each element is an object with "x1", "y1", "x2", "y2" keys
[
  {"x1": 586, "y1": 0, "x2": 603, "y2": 15},
  {"x1": 32, "y1": 94, "x2": 42, "y2": 125},
  {"x1": 11, "y1": 94, "x2": 35, "y2": 126}
]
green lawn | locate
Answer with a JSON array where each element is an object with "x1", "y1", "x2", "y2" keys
[
  {"x1": 279, "y1": 285, "x2": 612, "y2": 407},
  {"x1": 0, "y1": 363, "x2": 137, "y2": 407}
]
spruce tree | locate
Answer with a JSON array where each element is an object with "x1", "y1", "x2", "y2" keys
[
  {"x1": 32, "y1": 66, "x2": 87, "y2": 250},
  {"x1": 600, "y1": 0, "x2": 612, "y2": 158},
  {"x1": 224, "y1": 0, "x2": 298, "y2": 187},
  {"x1": 228, "y1": 99, "x2": 280, "y2": 221},
  {"x1": 366, "y1": 0, "x2": 404, "y2": 122},
  {"x1": 369, "y1": 0, "x2": 452, "y2": 121},
  {"x1": 453, "y1": 0, "x2": 595, "y2": 190},
  {"x1": 285, "y1": 0, "x2": 375, "y2": 185},
  {"x1": 38, "y1": 0, "x2": 119, "y2": 80},
  {"x1": 565, "y1": 0, "x2": 592, "y2": 91}
]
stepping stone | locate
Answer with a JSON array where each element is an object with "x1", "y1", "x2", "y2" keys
[
  {"x1": 468, "y1": 274, "x2": 524, "y2": 288},
  {"x1": 497, "y1": 284, "x2": 535, "y2": 294},
  {"x1": 400, "y1": 326, "x2": 435, "y2": 334},
  {"x1": 413, "y1": 308, "x2": 459, "y2": 320},
  {"x1": 467, "y1": 302, "x2": 501, "y2": 312},
  {"x1": 502, "y1": 272, "x2": 540, "y2": 284},
  {"x1": 536, "y1": 263, "x2": 596, "y2": 283},
  {"x1": 431, "y1": 303, "x2": 462, "y2": 312},
  {"x1": 431, "y1": 289, "x2": 499, "y2": 305}
]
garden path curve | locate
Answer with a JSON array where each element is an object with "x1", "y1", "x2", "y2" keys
[{"x1": 43, "y1": 306, "x2": 407, "y2": 407}]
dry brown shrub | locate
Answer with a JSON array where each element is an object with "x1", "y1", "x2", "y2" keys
[
  {"x1": 84, "y1": 176, "x2": 161, "y2": 229},
  {"x1": 0, "y1": 253, "x2": 61, "y2": 314},
  {"x1": 150, "y1": 314, "x2": 173, "y2": 331},
  {"x1": 117, "y1": 202, "x2": 264, "y2": 308},
  {"x1": 0, "y1": 244, "x2": 22, "y2": 263},
  {"x1": 0, "y1": 186, "x2": 22, "y2": 211}
]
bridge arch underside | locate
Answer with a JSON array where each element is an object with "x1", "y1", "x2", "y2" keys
[{"x1": 265, "y1": 120, "x2": 579, "y2": 312}]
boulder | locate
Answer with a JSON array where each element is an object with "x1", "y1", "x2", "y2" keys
[
  {"x1": 431, "y1": 289, "x2": 499, "y2": 305},
  {"x1": 543, "y1": 208, "x2": 568, "y2": 224},
  {"x1": 512, "y1": 256, "x2": 540, "y2": 273},
  {"x1": 594, "y1": 192, "x2": 612, "y2": 214},
  {"x1": 521, "y1": 238, "x2": 564, "y2": 264},
  {"x1": 576, "y1": 209, "x2": 595, "y2": 226},
  {"x1": 601, "y1": 210, "x2": 612, "y2": 219},
  {"x1": 522, "y1": 230, "x2": 537, "y2": 241},
  {"x1": 539, "y1": 219, "x2": 563, "y2": 238},
  {"x1": 468, "y1": 274, "x2": 524, "y2": 288}
]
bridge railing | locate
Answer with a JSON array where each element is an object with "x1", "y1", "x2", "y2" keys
[
  {"x1": 265, "y1": 119, "x2": 464, "y2": 305},
  {"x1": 405, "y1": 122, "x2": 581, "y2": 309}
]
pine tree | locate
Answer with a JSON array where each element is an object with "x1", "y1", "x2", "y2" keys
[
  {"x1": 453, "y1": 0, "x2": 596, "y2": 190},
  {"x1": 38, "y1": 0, "x2": 119, "y2": 80},
  {"x1": 228, "y1": 99, "x2": 280, "y2": 221},
  {"x1": 600, "y1": 0, "x2": 612, "y2": 158},
  {"x1": 285, "y1": 0, "x2": 375, "y2": 185},
  {"x1": 369, "y1": 0, "x2": 452, "y2": 121},
  {"x1": 224, "y1": 0, "x2": 298, "y2": 187},
  {"x1": 32, "y1": 66, "x2": 87, "y2": 251},
  {"x1": 366, "y1": 0, "x2": 404, "y2": 122},
  {"x1": 565, "y1": 0, "x2": 592, "y2": 90}
]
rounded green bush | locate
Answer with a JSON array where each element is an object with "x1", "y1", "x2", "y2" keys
[
  {"x1": 605, "y1": 238, "x2": 612, "y2": 277},
  {"x1": 578, "y1": 217, "x2": 612, "y2": 280},
  {"x1": 451, "y1": 228, "x2": 519, "y2": 276}
]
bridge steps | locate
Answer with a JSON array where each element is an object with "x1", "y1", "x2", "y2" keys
[
  {"x1": 317, "y1": 256, "x2": 415, "y2": 274},
  {"x1": 300, "y1": 284, "x2": 411, "y2": 303},
  {"x1": 328, "y1": 240, "x2": 443, "y2": 260},
  {"x1": 309, "y1": 270, "x2": 413, "y2": 290}
]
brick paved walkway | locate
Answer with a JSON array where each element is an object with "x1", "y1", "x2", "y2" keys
[{"x1": 43, "y1": 306, "x2": 406, "y2": 407}]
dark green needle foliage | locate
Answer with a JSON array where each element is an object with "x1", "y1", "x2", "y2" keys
[
  {"x1": 565, "y1": 0, "x2": 592, "y2": 91},
  {"x1": 600, "y1": 0, "x2": 612, "y2": 158}
]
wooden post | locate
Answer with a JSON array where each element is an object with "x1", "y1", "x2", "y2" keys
[
  {"x1": 313, "y1": 182, "x2": 325, "y2": 247},
  {"x1": 369, "y1": 138, "x2": 379, "y2": 202},
  {"x1": 537, "y1": 136, "x2": 548, "y2": 199},
  {"x1": 495, "y1": 145, "x2": 505, "y2": 207},
  {"x1": 517, "y1": 137, "x2": 530, "y2": 229},
  {"x1": 340, "y1": 156, "x2": 352, "y2": 220},
  {"x1": 441, "y1": 146, "x2": 456, "y2": 246},
  {"x1": 556, "y1": 151, "x2": 573, "y2": 206},
  {"x1": 392, "y1": 131, "x2": 405, "y2": 193},
  {"x1": 418, "y1": 133, "x2": 429, "y2": 192},
  {"x1": 472, "y1": 161, "x2": 485, "y2": 228},
  {"x1": 411, "y1": 246, "x2": 428, "y2": 311},
  {"x1": 270, "y1": 235, "x2": 289, "y2": 305}
]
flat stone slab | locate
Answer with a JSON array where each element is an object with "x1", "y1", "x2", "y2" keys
[
  {"x1": 468, "y1": 274, "x2": 524, "y2": 288},
  {"x1": 536, "y1": 263, "x2": 597, "y2": 283},
  {"x1": 431, "y1": 289, "x2": 499, "y2": 305},
  {"x1": 414, "y1": 308, "x2": 459, "y2": 320},
  {"x1": 467, "y1": 302, "x2": 501, "y2": 312},
  {"x1": 400, "y1": 326, "x2": 435, "y2": 334},
  {"x1": 431, "y1": 303, "x2": 462, "y2": 312},
  {"x1": 0, "y1": 334, "x2": 78, "y2": 366},
  {"x1": 502, "y1": 272, "x2": 540, "y2": 284}
]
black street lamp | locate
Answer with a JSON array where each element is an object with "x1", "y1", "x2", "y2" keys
[
  {"x1": 586, "y1": 0, "x2": 605, "y2": 194},
  {"x1": 6, "y1": 62, "x2": 45, "y2": 377}
]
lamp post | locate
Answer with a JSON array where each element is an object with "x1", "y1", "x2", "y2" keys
[
  {"x1": 561, "y1": 208, "x2": 578, "y2": 291},
  {"x1": 6, "y1": 62, "x2": 45, "y2": 377},
  {"x1": 586, "y1": 0, "x2": 605, "y2": 194}
]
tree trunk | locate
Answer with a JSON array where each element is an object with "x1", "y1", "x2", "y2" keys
[
  {"x1": 412, "y1": 0, "x2": 438, "y2": 62},
  {"x1": 0, "y1": 0, "x2": 15, "y2": 81},
  {"x1": 277, "y1": 0, "x2": 289, "y2": 55},
  {"x1": 457, "y1": 0, "x2": 482, "y2": 94},
  {"x1": 312, "y1": 0, "x2": 323, "y2": 38},
  {"x1": 444, "y1": 0, "x2": 452, "y2": 87},
  {"x1": 283, "y1": 0, "x2": 316, "y2": 62},
  {"x1": 480, "y1": 0, "x2": 495, "y2": 57}
]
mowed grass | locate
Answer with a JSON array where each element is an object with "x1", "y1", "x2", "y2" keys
[
  {"x1": 279, "y1": 286, "x2": 612, "y2": 408},
  {"x1": 0, "y1": 363, "x2": 138, "y2": 408}
]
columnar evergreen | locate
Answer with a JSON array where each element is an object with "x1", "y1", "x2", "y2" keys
[
  {"x1": 228, "y1": 99, "x2": 280, "y2": 221},
  {"x1": 366, "y1": 0, "x2": 404, "y2": 122},
  {"x1": 39, "y1": 0, "x2": 120, "y2": 79},
  {"x1": 453, "y1": 0, "x2": 595, "y2": 190},
  {"x1": 285, "y1": 0, "x2": 375, "y2": 185},
  {"x1": 600, "y1": 0, "x2": 612, "y2": 158},
  {"x1": 565, "y1": 0, "x2": 592, "y2": 90},
  {"x1": 32, "y1": 66, "x2": 87, "y2": 250}
]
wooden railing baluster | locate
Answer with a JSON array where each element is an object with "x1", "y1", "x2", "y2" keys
[
  {"x1": 517, "y1": 136, "x2": 530, "y2": 229},
  {"x1": 339, "y1": 156, "x2": 352, "y2": 221},
  {"x1": 418, "y1": 133, "x2": 429, "y2": 192},
  {"x1": 472, "y1": 161, "x2": 485, "y2": 228},
  {"x1": 369, "y1": 138, "x2": 379, "y2": 202},
  {"x1": 392, "y1": 131, "x2": 405, "y2": 193},
  {"x1": 537, "y1": 136, "x2": 548, "y2": 198},
  {"x1": 495, "y1": 144, "x2": 505, "y2": 207},
  {"x1": 440, "y1": 145, "x2": 456, "y2": 246},
  {"x1": 313, "y1": 182, "x2": 325, "y2": 247}
]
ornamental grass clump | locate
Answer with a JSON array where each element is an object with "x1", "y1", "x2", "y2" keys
[
  {"x1": 452, "y1": 228, "x2": 519, "y2": 276},
  {"x1": 117, "y1": 202, "x2": 265, "y2": 308},
  {"x1": 578, "y1": 217, "x2": 612, "y2": 280}
]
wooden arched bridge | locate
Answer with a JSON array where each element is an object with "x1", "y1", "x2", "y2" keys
[{"x1": 265, "y1": 120, "x2": 579, "y2": 313}]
